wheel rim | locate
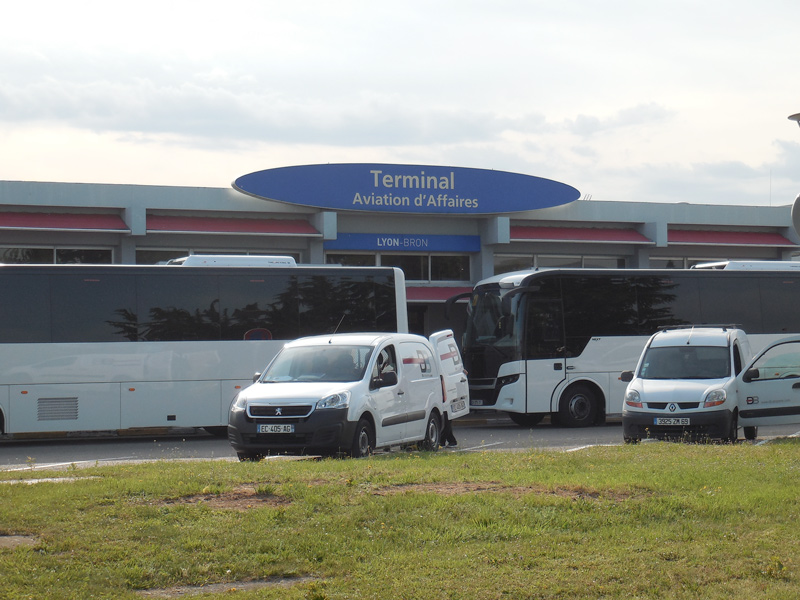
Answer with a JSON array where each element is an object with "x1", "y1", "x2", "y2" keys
[
  {"x1": 427, "y1": 417, "x2": 440, "y2": 447},
  {"x1": 357, "y1": 428, "x2": 371, "y2": 456},
  {"x1": 568, "y1": 393, "x2": 592, "y2": 421}
]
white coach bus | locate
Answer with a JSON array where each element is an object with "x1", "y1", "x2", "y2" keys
[
  {"x1": 451, "y1": 262, "x2": 800, "y2": 427},
  {"x1": 0, "y1": 258, "x2": 407, "y2": 437}
]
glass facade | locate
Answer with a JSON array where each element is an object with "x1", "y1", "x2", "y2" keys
[
  {"x1": 327, "y1": 252, "x2": 471, "y2": 282},
  {"x1": 0, "y1": 248, "x2": 113, "y2": 264}
]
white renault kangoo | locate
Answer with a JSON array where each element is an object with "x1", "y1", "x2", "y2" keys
[{"x1": 621, "y1": 326, "x2": 754, "y2": 442}]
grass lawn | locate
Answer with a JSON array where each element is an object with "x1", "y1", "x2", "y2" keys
[{"x1": 1, "y1": 440, "x2": 798, "y2": 599}]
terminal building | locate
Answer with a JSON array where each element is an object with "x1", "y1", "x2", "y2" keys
[{"x1": 1, "y1": 164, "x2": 798, "y2": 336}]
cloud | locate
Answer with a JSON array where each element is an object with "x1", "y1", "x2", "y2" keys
[{"x1": 566, "y1": 103, "x2": 674, "y2": 136}]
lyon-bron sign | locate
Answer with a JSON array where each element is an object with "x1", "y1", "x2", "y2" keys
[{"x1": 233, "y1": 163, "x2": 580, "y2": 215}]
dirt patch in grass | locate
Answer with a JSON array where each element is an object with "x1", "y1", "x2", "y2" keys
[
  {"x1": 0, "y1": 535, "x2": 38, "y2": 549},
  {"x1": 165, "y1": 485, "x2": 292, "y2": 511},
  {"x1": 369, "y1": 482, "x2": 639, "y2": 502},
  {"x1": 160, "y1": 481, "x2": 641, "y2": 511},
  {"x1": 137, "y1": 576, "x2": 317, "y2": 598}
]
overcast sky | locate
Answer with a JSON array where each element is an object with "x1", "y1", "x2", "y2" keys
[{"x1": 2, "y1": 0, "x2": 800, "y2": 206}]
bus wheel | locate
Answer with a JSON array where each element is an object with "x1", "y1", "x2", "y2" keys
[
  {"x1": 744, "y1": 426, "x2": 758, "y2": 440},
  {"x1": 508, "y1": 412, "x2": 545, "y2": 427},
  {"x1": 421, "y1": 412, "x2": 441, "y2": 451},
  {"x1": 557, "y1": 385, "x2": 598, "y2": 427},
  {"x1": 350, "y1": 417, "x2": 375, "y2": 458}
]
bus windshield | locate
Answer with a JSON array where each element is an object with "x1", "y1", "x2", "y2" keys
[{"x1": 463, "y1": 287, "x2": 520, "y2": 360}]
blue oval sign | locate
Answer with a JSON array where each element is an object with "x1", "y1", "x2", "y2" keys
[{"x1": 233, "y1": 163, "x2": 579, "y2": 215}]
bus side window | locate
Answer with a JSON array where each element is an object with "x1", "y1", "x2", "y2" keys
[{"x1": 524, "y1": 298, "x2": 564, "y2": 360}]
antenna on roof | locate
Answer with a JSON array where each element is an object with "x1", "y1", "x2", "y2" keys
[{"x1": 332, "y1": 314, "x2": 346, "y2": 335}]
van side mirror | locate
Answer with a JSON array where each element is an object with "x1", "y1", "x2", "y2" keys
[
  {"x1": 620, "y1": 370, "x2": 634, "y2": 383},
  {"x1": 742, "y1": 368, "x2": 759, "y2": 383},
  {"x1": 374, "y1": 371, "x2": 398, "y2": 388},
  {"x1": 253, "y1": 372, "x2": 262, "y2": 382}
]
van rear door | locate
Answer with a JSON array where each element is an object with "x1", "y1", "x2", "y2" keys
[
  {"x1": 430, "y1": 329, "x2": 469, "y2": 420},
  {"x1": 737, "y1": 336, "x2": 800, "y2": 427}
]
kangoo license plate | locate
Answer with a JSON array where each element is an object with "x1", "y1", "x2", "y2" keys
[
  {"x1": 654, "y1": 417, "x2": 690, "y2": 426},
  {"x1": 258, "y1": 424, "x2": 295, "y2": 434}
]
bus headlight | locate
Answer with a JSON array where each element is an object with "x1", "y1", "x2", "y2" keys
[
  {"x1": 317, "y1": 391, "x2": 351, "y2": 410},
  {"x1": 624, "y1": 389, "x2": 642, "y2": 408},
  {"x1": 704, "y1": 389, "x2": 727, "y2": 408}
]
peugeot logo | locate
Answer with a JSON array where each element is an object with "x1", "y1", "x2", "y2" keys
[
  {"x1": 668, "y1": 403, "x2": 677, "y2": 412},
  {"x1": 275, "y1": 407, "x2": 282, "y2": 416}
]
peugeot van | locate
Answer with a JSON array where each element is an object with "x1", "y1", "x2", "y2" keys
[
  {"x1": 621, "y1": 326, "x2": 754, "y2": 442},
  {"x1": 228, "y1": 330, "x2": 468, "y2": 459}
]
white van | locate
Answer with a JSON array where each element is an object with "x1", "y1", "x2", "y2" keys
[
  {"x1": 228, "y1": 330, "x2": 469, "y2": 459},
  {"x1": 621, "y1": 326, "x2": 754, "y2": 442}
]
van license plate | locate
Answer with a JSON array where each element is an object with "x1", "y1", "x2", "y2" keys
[
  {"x1": 654, "y1": 417, "x2": 690, "y2": 426},
  {"x1": 258, "y1": 424, "x2": 295, "y2": 434},
  {"x1": 451, "y1": 400, "x2": 467, "y2": 412}
]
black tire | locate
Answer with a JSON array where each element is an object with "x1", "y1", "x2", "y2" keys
[
  {"x1": 350, "y1": 417, "x2": 375, "y2": 458},
  {"x1": 557, "y1": 384, "x2": 599, "y2": 428},
  {"x1": 203, "y1": 426, "x2": 228, "y2": 438},
  {"x1": 744, "y1": 426, "x2": 758, "y2": 441},
  {"x1": 722, "y1": 411, "x2": 738, "y2": 443},
  {"x1": 237, "y1": 452, "x2": 263, "y2": 462},
  {"x1": 420, "y1": 412, "x2": 441, "y2": 451},
  {"x1": 507, "y1": 412, "x2": 545, "y2": 427}
]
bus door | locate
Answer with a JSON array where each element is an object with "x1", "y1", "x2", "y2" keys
[
  {"x1": 523, "y1": 297, "x2": 567, "y2": 414},
  {"x1": 737, "y1": 336, "x2": 800, "y2": 427}
]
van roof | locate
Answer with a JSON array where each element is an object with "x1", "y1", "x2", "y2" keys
[
  {"x1": 284, "y1": 332, "x2": 426, "y2": 348},
  {"x1": 650, "y1": 326, "x2": 740, "y2": 348}
]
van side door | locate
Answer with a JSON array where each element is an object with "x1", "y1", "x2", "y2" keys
[
  {"x1": 737, "y1": 336, "x2": 800, "y2": 427},
  {"x1": 429, "y1": 329, "x2": 469, "y2": 420},
  {"x1": 397, "y1": 340, "x2": 438, "y2": 440},
  {"x1": 369, "y1": 344, "x2": 405, "y2": 444}
]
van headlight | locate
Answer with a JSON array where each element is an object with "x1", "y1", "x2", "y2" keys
[
  {"x1": 317, "y1": 391, "x2": 351, "y2": 410},
  {"x1": 231, "y1": 394, "x2": 248, "y2": 413},
  {"x1": 704, "y1": 389, "x2": 727, "y2": 408},
  {"x1": 624, "y1": 389, "x2": 642, "y2": 408}
]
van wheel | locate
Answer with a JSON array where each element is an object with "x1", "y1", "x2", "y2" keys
[
  {"x1": 203, "y1": 426, "x2": 228, "y2": 438},
  {"x1": 351, "y1": 418, "x2": 375, "y2": 458},
  {"x1": 722, "y1": 412, "x2": 738, "y2": 443},
  {"x1": 744, "y1": 426, "x2": 758, "y2": 440},
  {"x1": 557, "y1": 385, "x2": 598, "y2": 427},
  {"x1": 237, "y1": 452, "x2": 263, "y2": 462},
  {"x1": 421, "y1": 413, "x2": 441, "y2": 451},
  {"x1": 508, "y1": 412, "x2": 544, "y2": 427}
]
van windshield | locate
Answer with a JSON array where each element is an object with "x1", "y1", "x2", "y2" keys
[
  {"x1": 262, "y1": 345, "x2": 373, "y2": 383},
  {"x1": 639, "y1": 346, "x2": 730, "y2": 380}
]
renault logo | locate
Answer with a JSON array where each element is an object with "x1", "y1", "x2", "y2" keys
[{"x1": 668, "y1": 403, "x2": 677, "y2": 412}]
